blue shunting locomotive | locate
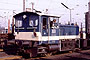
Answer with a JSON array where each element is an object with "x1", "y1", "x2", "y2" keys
[{"x1": 13, "y1": 12, "x2": 80, "y2": 57}]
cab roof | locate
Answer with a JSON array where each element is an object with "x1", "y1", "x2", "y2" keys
[{"x1": 14, "y1": 11, "x2": 60, "y2": 18}]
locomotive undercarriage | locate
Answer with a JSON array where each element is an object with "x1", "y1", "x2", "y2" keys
[
  {"x1": 2, "y1": 38, "x2": 83, "y2": 58},
  {"x1": 61, "y1": 39, "x2": 80, "y2": 51}
]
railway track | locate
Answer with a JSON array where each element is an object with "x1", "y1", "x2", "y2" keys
[
  {"x1": 0, "y1": 49, "x2": 22, "y2": 60},
  {"x1": 25, "y1": 49, "x2": 90, "y2": 60},
  {"x1": 0, "y1": 49, "x2": 74, "y2": 60},
  {"x1": 0, "y1": 48, "x2": 90, "y2": 60}
]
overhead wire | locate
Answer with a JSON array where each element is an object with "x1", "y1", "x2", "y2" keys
[
  {"x1": 0, "y1": 1, "x2": 22, "y2": 6},
  {"x1": 0, "y1": 8, "x2": 20, "y2": 11},
  {"x1": 0, "y1": 1, "x2": 22, "y2": 13}
]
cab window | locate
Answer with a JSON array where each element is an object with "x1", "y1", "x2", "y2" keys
[
  {"x1": 15, "y1": 20, "x2": 22, "y2": 27},
  {"x1": 29, "y1": 20, "x2": 33, "y2": 26},
  {"x1": 35, "y1": 19, "x2": 38, "y2": 26},
  {"x1": 50, "y1": 17, "x2": 58, "y2": 28},
  {"x1": 43, "y1": 18, "x2": 47, "y2": 29}
]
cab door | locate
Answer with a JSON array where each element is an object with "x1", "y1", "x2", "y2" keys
[{"x1": 42, "y1": 17, "x2": 48, "y2": 36}]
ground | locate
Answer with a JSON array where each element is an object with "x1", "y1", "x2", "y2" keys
[
  {"x1": 1, "y1": 49, "x2": 90, "y2": 60},
  {"x1": 30, "y1": 49, "x2": 90, "y2": 60}
]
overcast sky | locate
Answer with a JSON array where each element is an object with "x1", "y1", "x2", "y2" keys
[{"x1": 0, "y1": 0, "x2": 89, "y2": 27}]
